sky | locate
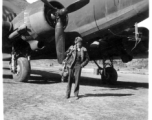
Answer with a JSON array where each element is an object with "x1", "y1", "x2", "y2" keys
[{"x1": 26, "y1": 0, "x2": 38, "y2": 3}]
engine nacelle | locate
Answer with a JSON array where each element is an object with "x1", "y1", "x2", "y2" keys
[
  {"x1": 28, "y1": 40, "x2": 44, "y2": 50},
  {"x1": 12, "y1": 0, "x2": 68, "y2": 41}
]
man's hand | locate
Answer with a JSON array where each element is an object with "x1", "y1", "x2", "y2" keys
[{"x1": 81, "y1": 65, "x2": 83, "y2": 68}]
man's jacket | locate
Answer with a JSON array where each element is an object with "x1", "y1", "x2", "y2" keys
[{"x1": 65, "y1": 45, "x2": 89, "y2": 69}]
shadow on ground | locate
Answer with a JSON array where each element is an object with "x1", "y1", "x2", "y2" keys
[
  {"x1": 3, "y1": 68, "x2": 148, "y2": 89},
  {"x1": 28, "y1": 70, "x2": 61, "y2": 84},
  {"x1": 80, "y1": 93, "x2": 133, "y2": 98},
  {"x1": 80, "y1": 75, "x2": 148, "y2": 90}
]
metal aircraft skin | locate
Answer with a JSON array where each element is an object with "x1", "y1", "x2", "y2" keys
[{"x1": 2, "y1": 0, "x2": 149, "y2": 83}]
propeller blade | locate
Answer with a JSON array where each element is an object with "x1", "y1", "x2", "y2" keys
[
  {"x1": 66, "y1": 0, "x2": 89, "y2": 13},
  {"x1": 55, "y1": 18, "x2": 65, "y2": 64},
  {"x1": 41, "y1": 0, "x2": 57, "y2": 11}
]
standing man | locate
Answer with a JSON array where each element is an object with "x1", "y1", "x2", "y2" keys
[{"x1": 65, "y1": 37, "x2": 89, "y2": 100}]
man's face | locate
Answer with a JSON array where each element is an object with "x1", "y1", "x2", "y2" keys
[{"x1": 76, "y1": 42, "x2": 82, "y2": 48}]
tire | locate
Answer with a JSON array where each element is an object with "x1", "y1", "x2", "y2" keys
[
  {"x1": 13, "y1": 57, "x2": 31, "y2": 82},
  {"x1": 101, "y1": 67, "x2": 118, "y2": 85}
]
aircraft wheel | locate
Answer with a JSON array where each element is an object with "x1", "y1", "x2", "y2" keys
[
  {"x1": 101, "y1": 67, "x2": 118, "y2": 85},
  {"x1": 13, "y1": 57, "x2": 31, "y2": 82}
]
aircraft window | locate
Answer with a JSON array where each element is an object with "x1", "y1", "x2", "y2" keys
[
  {"x1": 106, "y1": 0, "x2": 118, "y2": 15},
  {"x1": 120, "y1": 0, "x2": 132, "y2": 9}
]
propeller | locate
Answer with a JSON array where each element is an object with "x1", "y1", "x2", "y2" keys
[
  {"x1": 41, "y1": 0, "x2": 57, "y2": 12},
  {"x1": 41, "y1": 0, "x2": 89, "y2": 64},
  {"x1": 55, "y1": 18, "x2": 65, "y2": 64},
  {"x1": 60, "y1": 0, "x2": 90, "y2": 15}
]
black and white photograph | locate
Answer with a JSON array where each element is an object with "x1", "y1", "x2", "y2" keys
[{"x1": 2, "y1": 0, "x2": 149, "y2": 120}]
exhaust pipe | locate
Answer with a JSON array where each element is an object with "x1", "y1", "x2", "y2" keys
[{"x1": 28, "y1": 40, "x2": 44, "y2": 50}]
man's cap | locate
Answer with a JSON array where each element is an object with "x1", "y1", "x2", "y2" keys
[{"x1": 75, "y1": 37, "x2": 83, "y2": 44}]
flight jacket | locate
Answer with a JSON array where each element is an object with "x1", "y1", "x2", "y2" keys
[{"x1": 65, "y1": 45, "x2": 90, "y2": 69}]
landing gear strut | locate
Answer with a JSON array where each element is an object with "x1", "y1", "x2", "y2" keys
[
  {"x1": 94, "y1": 58, "x2": 118, "y2": 85},
  {"x1": 10, "y1": 46, "x2": 31, "y2": 82}
]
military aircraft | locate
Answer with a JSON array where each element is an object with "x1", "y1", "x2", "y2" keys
[{"x1": 2, "y1": 0, "x2": 149, "y2": 84}]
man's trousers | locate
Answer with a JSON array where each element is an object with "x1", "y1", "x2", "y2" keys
[{"x1": 66, "y1": 65, "x2": 82, "y2": 97}]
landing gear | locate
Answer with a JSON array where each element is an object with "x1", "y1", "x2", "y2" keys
[
  {"x1": 101, "y1": 67, "x2": 117, "y2": 84},
  {"x1": 12, "y1": 57, "x2": 31, "y2": 82},
  {"x1": 10, "y1": 46, "x2": 31, "y2": 82},
  {"x1": 94, "y1": 58, "x2": 118, "y2": 85}
]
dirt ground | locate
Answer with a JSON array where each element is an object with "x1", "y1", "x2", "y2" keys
[{"x1": 3, "y1": 60, "x2": 148, "y2": 120}]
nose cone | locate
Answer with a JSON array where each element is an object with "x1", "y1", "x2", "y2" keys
[{"x1": 58, "y1": 8, "x2": 68, "y2": 16}]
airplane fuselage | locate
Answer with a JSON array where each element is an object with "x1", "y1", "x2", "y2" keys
[
  {"x1": 11, "y1": 0, "x2": 148, "y2": 43},
  {"x1": 64, "y1": 0, "x2": 148, "y2": 40}
]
